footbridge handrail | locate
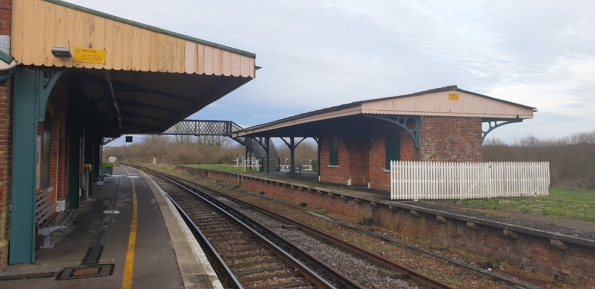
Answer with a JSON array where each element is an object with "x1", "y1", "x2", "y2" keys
[
  {"x1": 161, "y1": 120, "x2": 279, "y2": 171},
  {"x1": 161, "y1": 120, "x2": 243, "y2": 137}
]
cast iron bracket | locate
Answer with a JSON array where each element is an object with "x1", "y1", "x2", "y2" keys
[
  {"x1": 364, "y1": 115, "x2": 421, "y2": 150},
  {"x1": 482, "y1": 118, "x2": 523, "y2": 141}
]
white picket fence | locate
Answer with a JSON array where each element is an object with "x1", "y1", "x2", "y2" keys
[
  {"x1": 235, "y1": 158, "x2": 261, "y2": 171},
  {"x1": 390, "y1": 161, "x2": 550, "y2": 200}
]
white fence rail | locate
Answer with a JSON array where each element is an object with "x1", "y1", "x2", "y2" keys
[
  {"x1": 280, "y1": 164, "x2": 313, "y2": 172},
  {"x1": 390, "y1": 161, "x2": 550, "y2": 200},
  {"x1": 235, "y1": 158, "x2": 261, "y2": 171}
]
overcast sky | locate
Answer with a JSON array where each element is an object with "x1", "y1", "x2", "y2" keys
[{"x1": 66, "y1": 0, "x2": 595, "y2": 144}]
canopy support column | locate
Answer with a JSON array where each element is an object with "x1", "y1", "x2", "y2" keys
[{"x1": 10, "y1": 67, "x2": 65, "y2": 264}]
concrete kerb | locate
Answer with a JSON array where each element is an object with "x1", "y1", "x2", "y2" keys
[{"x1": 138, "y1": 170, "x2": 223, "y2": 289}]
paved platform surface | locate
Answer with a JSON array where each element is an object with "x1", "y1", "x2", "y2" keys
[{"x1": 0, "y1": 165, "x2": 220, "y2": 289}]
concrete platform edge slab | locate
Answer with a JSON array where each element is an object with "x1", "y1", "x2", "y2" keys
[{"x1": 138, "y1": 170, "x2": 223, "y2": 289}]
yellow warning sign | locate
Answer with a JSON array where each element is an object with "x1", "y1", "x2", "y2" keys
[
  {"x1": 448, "y1": 93, "x2": 459, "y2": 101},
  {"x1": 73, "y1": 47, "x2": 106, "y2": 64}
]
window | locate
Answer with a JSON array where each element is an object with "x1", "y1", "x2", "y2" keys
[
  {"x1": 42, "y1": 111, "x2": 52, "y2": 189},
  {"x1": 385, "y1": 133, "x2": 401, "y2": 170},
  {"x1": 329, "y1": 135, "x2": 339, "y2": 166}
]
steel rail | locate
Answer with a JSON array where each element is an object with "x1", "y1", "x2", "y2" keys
[
  {"x1": 133, "y1": 164, "x2": 543, "y2": 289},
  {"x1": 201, "y1": 186, "x2": 454, "y2": 289},
  {"x1": 166, "y1": 194, "x2": 243, "y2": 288},
  {"x1": 149, "y1": 169, "x2": 337, "y2": 289}
]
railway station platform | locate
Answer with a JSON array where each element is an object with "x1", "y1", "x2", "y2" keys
[
  {"x1": 0, "y1": 166, "x2": 220, "y2": 289},
  {"x1": 261, "y1": 169, "x2": 595, "y2": 240}
]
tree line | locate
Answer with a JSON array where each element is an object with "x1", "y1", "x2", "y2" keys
[
  {"x1": 104, "y1": 135, "x2": 244, "y2": 165},
  {"x1": 104, "y1": 130, "x2": 595, "y2": 190},
  {"x1": 482, "y1": 131, "x2": 595, "y2": 190}
]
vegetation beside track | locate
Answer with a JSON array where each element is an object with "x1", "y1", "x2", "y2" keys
[{"x1": 441, "y1": 188, "x2": 595, "y2": 222}]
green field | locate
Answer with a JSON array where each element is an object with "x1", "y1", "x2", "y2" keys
[{"x1": 452, "y1": 188, "x2": 595, "y2": 222}]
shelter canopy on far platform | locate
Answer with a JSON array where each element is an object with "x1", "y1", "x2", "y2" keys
[
  {"x1": 232, "y1": 85, "x2": 536, "y2": 139},
  {"x1": 233, "y1": 85, "x2": 536, "y2": 137}
]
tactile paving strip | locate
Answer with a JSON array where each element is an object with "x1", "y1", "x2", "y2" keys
[{"x1": 55, "y1": 264, "x2": 114, "y2": 280}]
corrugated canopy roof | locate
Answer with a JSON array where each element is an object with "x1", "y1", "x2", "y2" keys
[
  {"x1": 234, "y1": 86, "x2": 536, "y2": 138},
  {"x1": 12, "y1": 0, "x2": 256, "y2": 137}
]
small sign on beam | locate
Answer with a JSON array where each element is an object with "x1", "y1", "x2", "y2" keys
[{"x1": 73, "y1": 47, "x2": 106, "y2": 64}]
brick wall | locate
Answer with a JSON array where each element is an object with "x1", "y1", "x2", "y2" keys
[
  {"x1": 0, "y1": 0, "x2": 11, "y2": 270},
  {"x1": 368, "y1": 125, "x2": 419, "y2": 191},
  {"x1": 0, "y1": 79, "x2": 10, "y2": 270},
  {"x1": 320, "y1": 124, "x2": 421, "y2": 191},
  {"x1": 0, "y1": 0, "x2": 11, "y2": 35},
  {"x1": 319, "y1": 134, "x2": 353, "y2": 185},
  {"x1": 58, "y1": 126, "x2": 67, "y2": 201},
  {"x1": 50, "y1": 81, "x2": 69, "y2": 203},
  {"x1": 319, "y1": 131, "x2": 377, "y2": 187},
  {"x1": 348, "y1": 136, "x2": 368, "y2": 186},
  {"x1": 420, "y1": 116, "x2": 482, "y2": 162},
  {"x1": 190, "y1": 167, "x2": 595, "y2": 288}
]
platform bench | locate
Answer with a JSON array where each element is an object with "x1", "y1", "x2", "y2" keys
[{"x1": 36, "y1": 188, "x2": 78, "y2": 248}]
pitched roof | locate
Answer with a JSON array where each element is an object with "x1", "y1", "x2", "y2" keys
[{"x1": 235, "y1": 86, "x2": 536, "y2": 137}]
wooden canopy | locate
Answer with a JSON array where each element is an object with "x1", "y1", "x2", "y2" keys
[{"x1": 12, "y1": 0, "x2": 257, "y2": 136}]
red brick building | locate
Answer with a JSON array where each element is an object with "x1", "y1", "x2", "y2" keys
[{"x1": 234, "y1": 86, "x2": 536, "y2": 191}]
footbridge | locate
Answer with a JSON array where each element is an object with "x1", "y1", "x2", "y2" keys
[{"x1": 162, "y1": 120, "x2": 279, "y2": 172}]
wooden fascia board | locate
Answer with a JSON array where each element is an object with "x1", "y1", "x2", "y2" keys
[
  {"x1": 362, "y1": 109, "x2": 534, "y2": 119},
  {"x1": 45, "y1": 0, "x2": 256, "y2": 58},
  {"x1": 234, "y1": 106, "x2": 362, "y2": 137}
]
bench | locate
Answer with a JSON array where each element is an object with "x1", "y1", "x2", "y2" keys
[{"x1": 36, "y1": 188, "x2": 78, "y2": 248}]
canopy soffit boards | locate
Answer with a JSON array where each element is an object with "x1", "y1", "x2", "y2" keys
[
  {"x1": 233, "y1": 85, "x2": 537, "y2": 138},
  {"x1": 12, "y1": 0, "x2": 256, "y2": 136}
]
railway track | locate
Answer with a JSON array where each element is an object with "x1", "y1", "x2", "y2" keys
[
  {"x1": 146, "y1": 169, "x2": 357, "y2": 288},
  {"x1": 136, "y1": 165, "x2": 454, "y2": 288}
]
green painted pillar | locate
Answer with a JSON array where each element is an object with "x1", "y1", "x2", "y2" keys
[
  {"x1": 10, "y1": 66, "x2": 64, "y2": 264},
  {"x1": 67, "y1": 127, "x2": 80, "y2": 209},
  {"x1": 265, "y1": 137, "x2": 270, "y2": 174},
  {"x1": 317, "y1": 138, "x2": 321, "y2": 177},
  {"x1": 289, "y1": 137, "x2": 295, "y2": 176},
  {"x1": 83, "y1": 130, "x2": 93, "y2": 197},
  {"x1": 91, "y1": 133, "x2": 100, "y2": 184},
  {"x1": 67, "y1": 74, "x2": 81, "y2": 209}
]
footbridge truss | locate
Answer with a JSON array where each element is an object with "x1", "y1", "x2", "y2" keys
[{"x1": 162, "y1": 120, "x2": 279, "y2": 170}]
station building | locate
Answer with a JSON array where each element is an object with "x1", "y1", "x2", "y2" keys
[
  {"x1": 0, "y1": 0, "x2": 256, "y2": 268},
  {"x1": 234, "y1": 86, "x2": 536, "y2": 191}
]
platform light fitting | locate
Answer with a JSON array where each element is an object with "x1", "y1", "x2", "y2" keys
[
  {"x1": 51, "y1": 47, "x2": 72, "y2": 59},
  {"x1": 0, "y1": 50, "x2": 17, "y2": 70}
]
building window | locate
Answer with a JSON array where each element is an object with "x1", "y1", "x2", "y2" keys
[
  {"x1": 42, "y1": 111, "x2": 52, "y2": 189},
  {"x1": 329, "y1": 135, "x2": 339, "y2": 166},
  {"x1": 385, "y1": 133, "x2": 401, "y2": 170}
]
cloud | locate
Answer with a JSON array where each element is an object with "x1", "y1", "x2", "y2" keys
[{"x1": 66, "y1": 0, "x2": 595, "y2": 143}]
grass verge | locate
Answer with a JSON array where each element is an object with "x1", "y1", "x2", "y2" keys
[{"x1": 449, "y1": 188, "x2": 595, "y2": 222}]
